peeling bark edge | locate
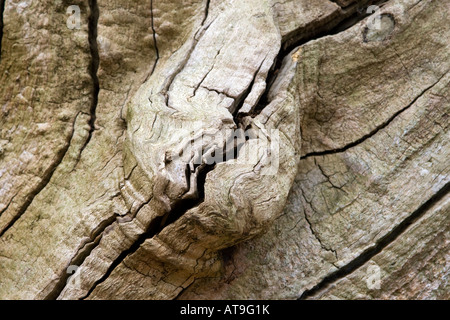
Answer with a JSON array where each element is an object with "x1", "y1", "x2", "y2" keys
[{"x1": 298, "y1": 181, "x2": 450, "y2": 300}]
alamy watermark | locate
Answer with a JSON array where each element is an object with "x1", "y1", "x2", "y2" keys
[
  {"x1": 366, "y1": 5, "x2": 383, "y2": 31},
  {"x1": 366, "y1": 263, "x2": 381, "y2": 290},
  {"x1": 363, "y1": 3, "x2": 405, "y2": 31},
  {"x1": 66, "y1": 265, "x2": 81, "y2": 290},
  {"x1": 66, "y1": 5, "x2": 81, "y2": 30}
]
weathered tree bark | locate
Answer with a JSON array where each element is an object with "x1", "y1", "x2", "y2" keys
[{"x1": 0, "y1": 0, "x2": 448, "y2": 300}]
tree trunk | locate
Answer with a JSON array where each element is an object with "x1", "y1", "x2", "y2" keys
[{"x1": 0, "y1": 0, "x2": 448, "y2": 300}]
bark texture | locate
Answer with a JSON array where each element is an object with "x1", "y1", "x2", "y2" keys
[{"x1": 0, "y1": 0, "x2": 448, "y2": 300}]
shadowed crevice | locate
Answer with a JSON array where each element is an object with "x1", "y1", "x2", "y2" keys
[
  {"x1": 74, "y1": 0, "x2": 402, "y2": 298},
  {"x1": 149, "y1": 0, "x2": 159, "y2": 77},
  {"x1": 201, "y1": 0, "x2": 211, "y2": 26},
  {"x1": 73, "y1": 0, "x2": 100, "y2": 167},
  {"x1": 0, "y1": 0, "x2": 5, "y2": 62},
  {"x1": 81, "y1": 206, "x2": 163, "y2": 300},
  {"x1": 81, "y1": 163, "x2": 220, "y2": 299},
  {"x1": 44, "y1": 214, "x2": 118, "y2": 300},
  {"x1": 251, "y1": 0, "x2": 389, "y2": 117}
]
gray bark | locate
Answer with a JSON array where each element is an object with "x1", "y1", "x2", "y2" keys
[{"x1": 0, "y1": 0, "x2": 448, "y2": 300}]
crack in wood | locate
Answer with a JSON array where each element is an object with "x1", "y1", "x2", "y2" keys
[
  {"x1": 149, "y1": 0, "x2": 159, "y2": 78},
  {"x1": 162, "y1": 0, "x2": 214, "y2": 109},
  {"x1": 251, "y1": 0, "x2": 389, "y2": 117},
  {"x1": 303, "y1": 198, "x2": 338, "y2": 260},
  {"x1": 80, "y1": 201, "x2": 160, "y2": 299},
  {"x1": 300, "y1": 70, "x2": 449, "y2": 160},
  {"x1": 298, "y1": 181, "x2": 450, "y2": 299},
  {"x1": 0, "y1": 0, "x2": 5, "y2": 62},
  {"x1": 69, "y1": 0, "x2": 423, "y2": 298},
  {"x1": 0, "y1": 193, "x2": 17, "y2": 218},
  {"x1": 201, "y1": 0, "x2": 210, "y2": 26},
  {"x1": 0, "y1": 112, "x2": 83, "y2": 238},
  {"x1": 191, "y1": 48, "x2": 222, "y2": 98},
  {"x1": 44, "y1": 214, "x2": 118, "y2": 300},
  {"x1": 73, "y1": 0, "x2": 100, "y2": 169}
]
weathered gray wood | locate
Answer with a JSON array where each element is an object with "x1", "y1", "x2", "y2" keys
[{"x1": 0, "y1": 0, "x2": 448, "y2": 300}]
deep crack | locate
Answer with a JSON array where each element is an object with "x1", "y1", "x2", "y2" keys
[
  {"x1": 81, "y1": 140, "x2": 234, "y2": 298},
  {"x1": 77, "y1": 0, "x2": 406, "y2": 297},
  {"x1": 251, "y1": 0, "x2": 389, "y2": 117},
  {"x1": 149, "y1": 0, "x2": 159, "y2": 77},
  {"x1": 81, "y1": 202, "x2": 165, "y2": 300},
  {"x1": 74, "y1": 0, "x2": 100, "y2": 167},
  {"x1": 44, "y1": 214, "x2": 118, "y2": 300},
  {"x1": 201, "y1": 0, "x2": 211, "y2": 26},
  {"x1": 299, "y1": 181, "x2": 450, "y2": 299},
  {"x1": 0, "y1": 0, "x2": 5, "y2": 62},
  {"x1": 300, "y1": 71, "x2": 448, "y2": 160}
]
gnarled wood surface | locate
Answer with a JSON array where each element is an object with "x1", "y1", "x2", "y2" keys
[{"x1": 0, "y1": 0, "x2": 448, "y2": 300}]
